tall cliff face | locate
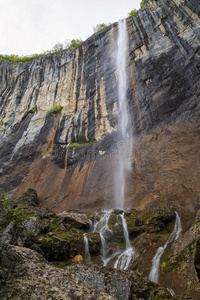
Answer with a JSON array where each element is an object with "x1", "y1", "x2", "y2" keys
[{"x1": 0, "y1": 0, "x2": 200, "y2": 226}]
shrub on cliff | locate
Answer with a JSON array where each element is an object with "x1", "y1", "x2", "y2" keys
[
  {"x1": 65, "y1": 39, "x2": 83, "y2": 51},
  {"x1": 93, "y1": 23, "x2": 108, "y2": 33},
  {"x1": 47, "y1": 105, "x2": 63, "y2": 115},
  {"x1": 140, "y1": 0, "x2": 148, "y2": 8},
  {"x1": 128, "y1": 9, "x2": 139, "y2": 16}
]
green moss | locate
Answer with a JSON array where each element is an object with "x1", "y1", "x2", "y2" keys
[
  {"x1": 77, "y1": 132, "x2": 85, "y2": 143},
  {"x1": 51, "y1": 260, "x2": 71, "y2": 268},
  {"x1": 69, "y1": 140, "x2": 97, "y2": 148},
  {"x1": 0, "y1": 120, "x2": 4, "y2": 126},
  {"x1": 0, "y1": 194, "x2": 5, "y2": 200},
  {"x1": 163, "y1": 242, "x2": 196, "y2": 273},
  {"x1": 47, "y1": 105, "x2": 63, "y2": 115},
  {"x1": 161, "y1": 261, "x2": 167, "y2": 269},
  {"x1": 29, "y1": 107, "x2": 36, "y2": 114}
]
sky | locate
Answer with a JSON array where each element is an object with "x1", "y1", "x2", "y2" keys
[{"x1": 0, "y1": 0, "x2": 141, "y2": 56}]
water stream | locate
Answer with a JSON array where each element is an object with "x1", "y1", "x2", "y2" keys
[
  {"x1": 114, "y1": 213, "x2": 135, "y2": 270},
  {"x1": 83, "y1": 19, "x2": 134, "y2": 270},
  {"x1": 83, "y1": 233, "x2": 91, "y2": 263},
  {"x1": 149, "y1": 211, "x2": 182, "y2": 283},
  {"x1": 114, "y1": 18, "x2": 133, "y2": 209}
]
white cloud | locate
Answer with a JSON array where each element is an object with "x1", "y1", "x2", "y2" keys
[{"x1": 0, "y1": 0, "x2": 141, "y2": 56}]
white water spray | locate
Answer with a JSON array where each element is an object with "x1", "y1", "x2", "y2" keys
[
  {"x1": 83, "y1": 233, "x2": 91, "y2": 263},
  {"x1": 114, "y1": 213, "x2": 135, "y2": 270},
  {"x1": 93, "y1": 210, "x2": 113, "y2": 265},
  {"x1": 83, "y1": 19, "x2": 134, "y2": 270},
  {"x1": 114, "y1": 18, "x2": 133, "y2": 209},
  {"x1": 149, "y1": 211, "x2": 182, "y2": 283}
]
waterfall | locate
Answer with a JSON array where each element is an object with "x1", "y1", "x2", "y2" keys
[
  {"x1": 120, "y1": 212, "x2": 131, "y2": 248},
  {"x1": 114, "y1": 18, "x2": 133, "y2": 209},
  {"x1": 83, "y1": 20, "x2": 134, "y2": 270},
  {"x1": 149, "y1": 211, "x2": 182, "y2": 283},
  {"x1": 83, "y1": 233, "x2": 91, "y2": 263},
  {"x1": 93, "y1": 210, "x2": 113, "y2": 265},
  {"x1": 114, "y1": 212, "x2": 135, "y2": 270}
]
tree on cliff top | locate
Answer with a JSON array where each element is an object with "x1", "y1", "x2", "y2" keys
[{"x1": 93, "y1": 23, "x2": 108, "y2": 33}]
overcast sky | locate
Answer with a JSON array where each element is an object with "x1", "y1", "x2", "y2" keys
[{"x1": 0, "y1": 0, "x2": 141, "y2": 56}]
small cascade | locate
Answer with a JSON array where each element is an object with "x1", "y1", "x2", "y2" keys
[
  {"x1": 149, "y1": 211, "x2": 182, "y2": 283},
  {"x1": 84, "y1": 210, "x2": 134, "y2": 269},
  {"x1": 121, "y1": 212, "x2": 130, "y2": 248},
  {"x1": 167, "y1": 288, "x2": 175, "y2": 297},
  {"x1": 114, "y1": 212, "x2": 135, "y2": 270},
  {"x1": 83, "y1": 233, "x2": 91, "y2": 263},
  {"x1": 93, "y1": 210, "x2": 113, "y2": 265}
]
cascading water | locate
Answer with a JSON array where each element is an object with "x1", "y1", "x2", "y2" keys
[
  {"x1": 114, "y1": 18, "x2": 133, "y2": 210},
  {"x1": 83, "y1": 233, "x2": 91, "y2": 263},
  {"x1": 149, "y1": 211, "x2": 182, "y2": 283},
  {"x1": 114, "y1": 213, "x2": 135, "y2": 270},
  {"x1": 93, "y1": 210, "x2": 113, "y2": 265}
]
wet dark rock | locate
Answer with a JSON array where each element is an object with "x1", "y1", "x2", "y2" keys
[
  {"x1": 113, "y1": 209, "x2": 124, "y2": 215},
  {"x1": 0, "y1": 204, "x2": 7, "y2": 222},
  {"x1": 17, "y1": 188, "x2": 38, "y2": 207},
  {"x1": 87, "y1": 232, "x2": 101, "y2": 255},
  {"x1": 194, "y1": 239, "x2": 200, "y2": 282},
  {"x1": 51, "y1": 236, "x2": 71, "y2": 261}
]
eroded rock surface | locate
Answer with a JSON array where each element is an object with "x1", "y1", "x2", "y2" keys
[{"x1": 0, "y1": 242, "x2": 115, "y2": 300}]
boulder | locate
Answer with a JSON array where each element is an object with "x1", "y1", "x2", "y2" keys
[
  {"x1": 72, "y1": 254, "x2": 83, "y2": 263},
  {"x1": 0, "y1": 242, "x2": 115, "y2": 299},
  {"x1": 66, "y1": 264, "x2": 172, "y2": 300},
  {"x1": 57, "y1": 211, "x2": 91, "y2": 229}
]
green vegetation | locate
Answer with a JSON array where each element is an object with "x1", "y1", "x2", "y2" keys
[
  {"x1": 77, "y1": 132, "x2": 86, "y2": 144},
  {"x1": 1, "y1": 1, "x2": 146, "y2": 64},
  {"x1": 66, "y1": 39, "x2": 82, "y2": 51},
  {"x1": 128, "y1": 9, "x2": 139, "y2": 16},
  {"x1": 0, "y1": 53, "x2": 44, "y2": 63},
  {"x1": 69, "y1": 132, "x2": 97, "y2": 147},
  {"x1": 0, "y1": 120, "x2": 4, "y2": 126},
  {"x1": 47, "y1": 104, "x2": 63, "y2": 115},
  {"x1": 140, "y1": 0, "x2": 147, "y2": 8},
  {"x1": 161, "y1": 261, "x2": 167, "y2": 269},
  {"x1": 29, "y1": 107, "x2": 36, "y2": 114},
  {"x1": 93, "y1": 23, "x2": 108, "y2": 33},
  {"x1": 69, "y1": 140, "x2": 97, "y2": 148},
  {"x1": 0, "y1": 39, "x2": 83, "y2": 63},
  {"x1": 0, "y1": 194, "x2": 5, "y2": 200},
  {"x1": 128, "y1": 1, "x2": 147, "y2": 17}
]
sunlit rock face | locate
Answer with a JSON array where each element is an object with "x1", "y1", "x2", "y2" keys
[{"x1": 0, "y1": 0, "x2": 200, "y2": 227}]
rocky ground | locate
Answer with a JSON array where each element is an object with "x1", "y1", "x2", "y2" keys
[{"x1": 0, "y1": 189, "x2": 200, "y2": 299}]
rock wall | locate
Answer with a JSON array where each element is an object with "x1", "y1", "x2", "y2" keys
[{"x1": 0, "y1": 0, "x2": 200, "y2": 228}]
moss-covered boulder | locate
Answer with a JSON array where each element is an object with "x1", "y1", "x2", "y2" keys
[{"x1": 87, "y1": 232, "x2": 101, "y2": 255}]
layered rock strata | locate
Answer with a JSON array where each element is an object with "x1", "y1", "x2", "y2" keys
[{"x1": 0, "y1": 0, "x2": 200, "y2": 226}]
